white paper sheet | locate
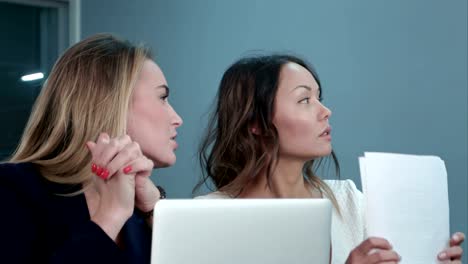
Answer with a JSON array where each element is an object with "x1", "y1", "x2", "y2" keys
[{"x1": 359, "y1": 152, "x2": 450, "y2": 264}]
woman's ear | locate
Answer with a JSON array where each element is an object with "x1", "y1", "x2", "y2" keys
[{"x1": 250, "y1": 123, "x2": 261, "y2": 135}]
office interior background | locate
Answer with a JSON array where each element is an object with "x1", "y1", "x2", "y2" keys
[{"x1": 0, "y1": 0, "x2": 466, "y2": 254}]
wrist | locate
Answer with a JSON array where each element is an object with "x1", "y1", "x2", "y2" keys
[{"x1": 135, "y1": 185, "x2": 166, "y2": 224}]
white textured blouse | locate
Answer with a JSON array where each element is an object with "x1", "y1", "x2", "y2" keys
[{"x1": 196, "y1": 179, "x2": 366, "y2": 264}]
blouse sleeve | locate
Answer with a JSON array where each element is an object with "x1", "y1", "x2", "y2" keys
[{"x1": 345, "y1": 179, "x2": 367, "y2": 241}]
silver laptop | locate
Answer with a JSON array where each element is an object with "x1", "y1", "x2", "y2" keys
[{"x1": 151, "y1": 199, "x2": 332, "y2": 264}]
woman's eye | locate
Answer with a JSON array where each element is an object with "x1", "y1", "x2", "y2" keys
[
  {"x1": 299, "y1": 97, "x2": 310, "y2": 104},
  {"x1": 160, "y1": 94, "x2": 169, "y2": 102}
]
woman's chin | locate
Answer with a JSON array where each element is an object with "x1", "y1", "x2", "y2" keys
[
  {"x1": 309, "y1": 149, "x2": 333, "y2": 159},
  {"x1": 151, "y1": 155, "x2": 176, "y2": 168},
  {"x1": 322, "y1": 145, "x2": 333, "y2": 156}
]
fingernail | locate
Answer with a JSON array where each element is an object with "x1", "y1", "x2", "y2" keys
[
  {"x1": 438, "y1": 252, "x2": 447, "y2": 259},
  {"x1": 96, "y1": 166, "x2": 103, "y2": 176},
  {"x1": 94, "y1": 171, "x2": 104, "y2": 180},
  {"x1": 123, "y1": 165, "x2": 132, "y2": 174},
  {"x1": 91, "y1": 163, "x2": 97, "y2": 173},
  {"x1": 452, "y1": 234, "x2": 459, "y2": 241},
  {"x1": 101, "y1": 169, "x2": 109, "y2": 179}
]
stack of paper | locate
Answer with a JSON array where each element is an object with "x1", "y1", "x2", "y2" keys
[{"x1": 359, "y1": 152, "x2": 450, "y2": 264}]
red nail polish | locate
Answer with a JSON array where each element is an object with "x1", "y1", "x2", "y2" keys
[
  {"x1": 123, "y1": 166, "x2": 132, "y2": 174},
  {"x1": 91, "y1": 163, "x2": 97, "y2": 173},
  {"x1": 101, "y1": 169, "x2": 109, "y2": 179},
  {"x1": 96, "y1": 166, "x2": 103, "y2": 176}
]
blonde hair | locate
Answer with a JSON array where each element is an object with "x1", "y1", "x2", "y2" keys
[{"x1": 9, "y1": 33, "x2": 151, "y2": 189}]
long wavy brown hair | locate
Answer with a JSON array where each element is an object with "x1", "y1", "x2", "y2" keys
[{"x1": 196, "y1": 54, "x2": 341, "y2": 211}]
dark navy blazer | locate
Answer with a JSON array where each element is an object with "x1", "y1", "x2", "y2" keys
[{"x1": 0, "y1": 162, "x2": 152, "y2": 263}]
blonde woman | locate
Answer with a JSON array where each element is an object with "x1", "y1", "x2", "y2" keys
[
  {"x1": 0, "y1": 34, "x2": 182, "y2": 263},
  {"x1": 196, "y1": 54, "x2": 464, "y2": 263}
]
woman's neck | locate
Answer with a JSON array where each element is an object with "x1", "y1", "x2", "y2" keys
[{"x1": 240, "y1": 158, "x2": 322, "y2": 198}]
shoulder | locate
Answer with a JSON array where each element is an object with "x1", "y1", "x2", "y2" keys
[
  {"x1": 324, "y1": 179, "x2": 366, "y2": 239},
  {"x1": 0, "y1": 162, "x2": 42, "y2": 188},
  {"x1": 0, "y1": 162, "x2": 48, "y2": 204},
  {"x1": 0, "y1": 162, "x2": 37, "y2": 175},
  {"x1": 324, "y1": 179, "x2": 363, "y2": 201},
  {"x1": 194, "y1": 191, "x2": 231, "y2": 199},
  {"x1": 323, "y1": 179, "x2": 364, "y2": 216},
  {"x1": 324, "y1": 179, "x2": 360, "y2": 191},
  {"x1": 323, "y1": 179, "x2": 365, "y2": 222},
  {"x1": 323, "y1": 180, "x2": 367, "y2": 257}
]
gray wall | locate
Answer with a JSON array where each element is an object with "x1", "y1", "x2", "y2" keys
[{"x1": 82, "y1": 0, "x2": 467, "y2": 252}]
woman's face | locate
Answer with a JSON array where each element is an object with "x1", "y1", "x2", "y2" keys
[
  {"x1": 272, "y1": 62, "x2": 332, "y2": 161},
  {"x1": 127, "y1": 59, "x2": 183, "y2": 167}
]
